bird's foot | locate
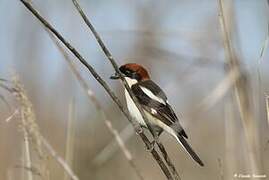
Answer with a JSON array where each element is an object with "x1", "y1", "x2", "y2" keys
[
  {"x1": 146, "y1": 140, "x2": 156, "y2": 152},
  {"x1": 146, "y1": 136, "x2": 159, "y2": 152}
]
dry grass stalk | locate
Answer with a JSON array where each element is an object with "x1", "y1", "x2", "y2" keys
[
  {"x1": 21, "y1": 109, "x2": 33, "y2": 180},
  {"x1": 64, "y1": 99, "x2": 76, "y2": 180},
  {"x1": 2, "y1": 77, "x2": 78, "y2": 180},
  {"x1": 218, "y1": 0, "x2": 261, "y2": 177},
  {"x1": 265, "y1": 95, "x2": 269, "y2": 126},
  {"x1": 19, "y1": 1, "x2": 174, "y2": 179},
  {"x1": 224, "y1": 100, "x2": 237, "y2": 179},
  {"x1": 11, "y1": 76, "x2": 48, "y2": 179}
]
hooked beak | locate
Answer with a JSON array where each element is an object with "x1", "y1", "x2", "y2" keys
[{"x1": 110, "y1": 72, "x2": 121, "y2": 80}]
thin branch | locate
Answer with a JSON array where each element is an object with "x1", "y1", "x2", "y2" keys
[
  {"x1": 19, "y1": 1, "x2": 173, "y2": 179},
  {"x1": 46, "y1": 29, "x2": 144, "y2": 180},
  {"x1": 71, "y1": 1, "x2": 180, "y2": 179}
]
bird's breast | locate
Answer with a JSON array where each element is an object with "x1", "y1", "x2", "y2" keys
[{"x1": 125, "y1": 89, "x2": 147, "y2": 126}]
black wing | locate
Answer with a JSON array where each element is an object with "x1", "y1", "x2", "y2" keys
[
  {"x1": 131, "y1": 80, "x2": 188, "y2": 138},
  {"x1": 138, "y1": 80, "x2": 167, "y2": 101}
]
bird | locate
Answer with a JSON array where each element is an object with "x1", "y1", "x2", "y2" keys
[{"x1": 110, "y1": 63, "x2": 204, "y2": 166}]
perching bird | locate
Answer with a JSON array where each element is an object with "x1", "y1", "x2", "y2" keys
[{"x1": 110, "y1": 63, "x2": 204, "y2": 166}]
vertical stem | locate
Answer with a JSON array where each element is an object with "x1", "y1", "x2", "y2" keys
[
  {"x1": 21, "y1": 110, "x2": 33, "y2": 180},
  {"x1": 224, "y1": 100, "x2": 237, "y2": 179},
  {"x1": 265, "y1": 95, "x2": 269, "y2": 127},
  {"x1": 64, "y1": 98, "x2": 76, "y2": 180},
  {"x1": 218, "y1": 0, "x2": 261, "y2": 177}
]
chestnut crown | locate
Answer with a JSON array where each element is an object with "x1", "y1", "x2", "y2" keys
[{"x1": 118, "y1": 63, "x2": 150, "y2": 81}]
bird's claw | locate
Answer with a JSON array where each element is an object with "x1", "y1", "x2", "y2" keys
[{"x1": 146, "y1": 140, "x2": 156, "y2": 152}]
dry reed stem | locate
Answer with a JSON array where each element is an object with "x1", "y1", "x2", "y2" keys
[
  {"x1": 19, "y1": 1, "x2": 174, "y2": 179},
  {"x1": 218, "y1": 0, "x2": 260, "y2": 177},
  {"x1": 64, "y1": 99, "x2": 76, "y2": 180},
  {"x1": 224, "y1": 100, "x2": 236, "y2": 180},
  {"x1": 265, "y1": 95, "x2": 269, "y2": 127},
  {"x1": 21, "y1": 109, "x2": 33, "y2": 180}
]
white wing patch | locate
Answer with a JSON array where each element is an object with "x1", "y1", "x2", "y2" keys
[
  {"x1": 151, "y1": 108, "x2": 157, "y2": 114},
  {"x1": 125, "y1": 77, "x2": 138, "y2": 87},
  {"x1": 140, "y1": 86, "x2": 166, "y2": 104}
]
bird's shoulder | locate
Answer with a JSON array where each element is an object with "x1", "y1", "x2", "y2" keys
[{"x1": 132, "y1": 79, "x2": 167, "y2": 104}]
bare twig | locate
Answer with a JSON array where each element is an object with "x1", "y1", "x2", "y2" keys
[
  {"x1": 71, "y1": 1, "x2": 180, "y2": 179},
  {"x1": 19, "y1": 1, "x2": 174, "y2": 179},
  {"x1": 46, "y1": 27, "x2": 144, "y2": 180}
]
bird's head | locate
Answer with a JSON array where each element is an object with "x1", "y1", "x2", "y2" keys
[{"x1": 110, "y1": 63, "x2": 150, "y2": 85}]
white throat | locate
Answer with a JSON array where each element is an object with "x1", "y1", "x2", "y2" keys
[{"x1": 125, "y1": 77, "x2": 138, "y2": 87}]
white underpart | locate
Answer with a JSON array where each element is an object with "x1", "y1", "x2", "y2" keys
[
  {"x1": 124, "y1": 77, "x2": 191, "y2": 157},
  {"x1": 124, "y1": 77, "x2": 145, "y2": 126},
  {"x1": 140, "y1": 87, "x2": 166, "y2": 104}
]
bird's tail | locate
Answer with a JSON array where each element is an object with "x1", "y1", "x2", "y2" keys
[{"x1": 176, "y1": 135, "x2": 204, "y2": 166}]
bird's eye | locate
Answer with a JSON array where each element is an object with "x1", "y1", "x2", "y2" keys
[{"x1": 125, "y1": 69, "x2": 132, "y2": 74}]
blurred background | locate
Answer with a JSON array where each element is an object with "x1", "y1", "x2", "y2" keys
[{"x1": 0, "y1": 0, "x2": 269, "y2": 179}]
